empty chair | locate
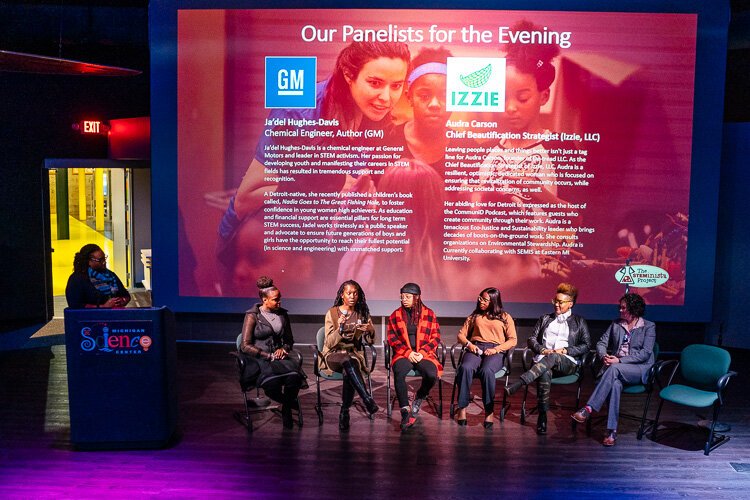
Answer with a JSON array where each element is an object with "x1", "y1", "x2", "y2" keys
[{"x1": 648, "y1": 344, "x2": 737, "y2": 455}]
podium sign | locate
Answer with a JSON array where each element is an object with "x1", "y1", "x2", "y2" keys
[{"x1": 64, "y1": 307, "x2": 177, "y2": 449}]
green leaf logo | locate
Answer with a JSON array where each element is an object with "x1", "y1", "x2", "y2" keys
[{"x1": 459, "y1": 64, "x2": 492, "y2": 88}]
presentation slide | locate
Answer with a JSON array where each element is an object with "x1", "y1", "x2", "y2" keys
[{"x1": 176, "y1": 9, "x2": 696, "y2": 309}]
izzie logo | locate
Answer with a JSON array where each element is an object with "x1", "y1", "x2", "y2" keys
[
  {"x1": 80, "y1": 322, "x2": 153, "y2": 355},
  {"x1": 265, "y1": 56, "x2": 317, "y2": 109},
  {"x1": 446, "y1": 57, "x2": 506, "y2": 112}
]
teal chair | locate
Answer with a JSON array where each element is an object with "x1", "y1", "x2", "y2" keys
[
  {"x1": 384, "y1": 340, "x2": 446, "y2": 418},
  {"x1": 648, "y1": 344, "x2": 737, "y2": 455},
  {"x1": 586, "y1": 342, "x2": 660, "y2": 439},
  {"x1": 519, "y1": 348, "x2": 595, "y2": 431},
  {"x1": 311, "y1": 326, "x2": 376, "y2": 425},
  {"x1": 449, "y1": 343, "x2": 515, "y2": 421}
]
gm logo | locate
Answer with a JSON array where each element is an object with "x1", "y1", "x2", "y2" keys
[
  {"x1": 446, "y1": 57, "x2": 506, "y2": 112},
  {"x1": 265, "y1": 57, "x2": 317, "y2": 109}
]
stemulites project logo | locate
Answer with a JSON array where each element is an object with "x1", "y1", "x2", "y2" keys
[
  {"x1": 265, "y1": 56, "x2": 317, "y2": 109},
  {"x1": 446, "y1": 57, "x2": 506, "y2": 113}
]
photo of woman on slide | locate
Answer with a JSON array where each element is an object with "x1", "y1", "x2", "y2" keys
[
  {"x1": 216, "y1": 41, "x2": 410, "y2": 293},
  {"x1": 385, "y1": 47, "x2": 456, "y2": 177}
]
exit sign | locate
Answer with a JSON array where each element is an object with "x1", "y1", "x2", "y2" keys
[{"x1": 73, "y1": 120, "x2": 110, "y2": 135}]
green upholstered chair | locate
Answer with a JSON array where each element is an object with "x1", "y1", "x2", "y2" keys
[
  {"x1": 519, "y1": 348, "x2": 595, "y2": 431},
  {"x1": 648, "y1": 344, "x2": 736, "y2": 455},
  {"x1": 311, "y1": 326, "x2": 376, "y2": 425},
  {"x1": 384, "y1": 340, "x2": 446, "y2": 418},
  {"x1": 586, "y1": 342, "x2": 660, "y2": 438},
  {"x1": 449, "y1": 343, "x2": 515, "y2": 421}
]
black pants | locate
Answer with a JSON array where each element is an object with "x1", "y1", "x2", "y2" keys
[
  {"x1": 393, "y1": 358, "x2": 438, "y2": 408},
  {"x1": 262, "y1": 373, "x2": 302, "y2": 407}
]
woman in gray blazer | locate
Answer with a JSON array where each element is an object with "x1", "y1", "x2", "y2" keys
[{"x1": 571, "y1": 293, "x2": 656, "y2": 446}]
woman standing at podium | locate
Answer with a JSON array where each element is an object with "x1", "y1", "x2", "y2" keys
[
  {"x1": 240, "y1": 276, "x2": 305, "y2": 429},
  {"x1": 65, "y1": 243, "x2": 131, "y2": 309}
]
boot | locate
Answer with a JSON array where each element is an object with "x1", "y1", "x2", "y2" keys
[
  {"x1": 281, "y1": 389, "x2": 299, "y2": 429},
  {"x1": 342, "y1": 360, "x2": 379, "y2": 415},
  {"x1": 339, "y1": 407, "x2": 350, "y2": 431},
  {"x1": 536, "y1": 410, "x2": 547, "y2": 435},
  {"x1": 281, "y1": 404, "x2": 294, "y2": 429},
  {"x1": 505, "y1": 380, "x2": 525, "y2": 397}
]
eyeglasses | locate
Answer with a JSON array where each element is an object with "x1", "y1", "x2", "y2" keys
[
  {"x1": 89, "y1": 255, "x2": 107, "y2": 263},
  {"x1": 477, "y1": 296, "x2": 490, "y2": 303},
  {"x1": 551, "y1": 299, "x2": 572, "y2": 305}
]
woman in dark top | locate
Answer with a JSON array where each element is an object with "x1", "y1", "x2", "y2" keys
[
  {"x1": 240, "y1": 276, "x2": 305, "y2": 429},
  {"x1": 65, "y1": 243, "x2": 131, "y2": 309}
]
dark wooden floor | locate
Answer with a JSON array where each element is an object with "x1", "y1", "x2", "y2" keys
[{"x1": 1, "y1": 342, "x2": 749, "y2": 499}]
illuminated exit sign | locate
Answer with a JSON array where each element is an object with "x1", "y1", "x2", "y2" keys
[{"x1": 73, "y1": 120, "x2": 110, "y2": 135}]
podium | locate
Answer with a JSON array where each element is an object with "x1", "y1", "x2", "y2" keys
[{"x1": 64, "y1": 306, "x2": 177, "y2": 449}]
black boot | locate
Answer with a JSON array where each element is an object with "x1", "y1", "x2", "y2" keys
[
  {"x1": 339, "y1": 407, "x2": 350, "y2": 431},
  {"x1": 537, "y1": 410, "x2": 547, "y2": 435},
  {"x1": 505, "y1": 380, "x2": 525, "y2": 397},
  {"x1": 342, "y1": 360, "x2": 379, "y2": 415},
  {"x1": 281, "y1": 390, "x2": 299, "y2": 429},
  {"x1": 281, "y1": 404, "x2": 294, "y2": 429}
]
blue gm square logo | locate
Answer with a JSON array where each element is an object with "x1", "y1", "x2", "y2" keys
[{"x1": 265, "y1": 57, "x2": 317, "y2": 109}]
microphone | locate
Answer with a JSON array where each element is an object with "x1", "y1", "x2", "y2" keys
[{"x1": 340, "y1": 310, "x2": 350, "y2": 334}]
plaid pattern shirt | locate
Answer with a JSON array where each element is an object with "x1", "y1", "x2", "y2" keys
[{"x1": 387, "y1": 305, "x2": 443, "y2": 376}]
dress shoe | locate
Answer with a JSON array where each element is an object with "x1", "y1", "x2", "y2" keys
[
  {"x1": 411, "y1": 398, "x2": 424, "y2": 417},
  {"x1": 602, "y1": 430, "x2": 617, "y2": 446},
  {"x1": 505, "y1": 380, "x2": 524, "y2": 397},
  {"x1": 536, "y1": 411, "x2": 547, "y2": 435},
  {"x1": 339, "y1": 407, "x2": 350, "y2": 431},
  {"x1": 571, "y1": 407, "x2": 591, "y2": 423},
  {"x1": 400, "y1": 407, "x2": 416, "y2": 431}
]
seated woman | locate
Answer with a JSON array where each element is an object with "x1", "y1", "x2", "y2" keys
[
  {"x1": 386, "y1": 282, "x2": 442, "y2": 431},
  {"x1": 455, "y1": 287, "x2": 517, "y2": 428},
  {"x1": 240, "y1": 276, "x2": 305, "y2": 429},
  {"x1": 319, "y1": 280, "x2": 378, "y2": 430},
  {"x1": 65, "y1": 243, "x2": 131, "y2": 309},
  {"x1": 505, "y1": 282, "x2": 591, "y2": 435},
  {"x1": 572, "y1": 293, "x2": 656, "y2": 446}
]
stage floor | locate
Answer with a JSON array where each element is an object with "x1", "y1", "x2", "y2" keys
[{"x1": 1, "y1": 342, "x2": 748, "y2": 498}]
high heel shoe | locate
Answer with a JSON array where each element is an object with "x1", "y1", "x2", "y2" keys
[
  {"x1": 339, "y1": 407, "x2": 350, "y2": 431},
  {"x1": 483, "y1": 420, "x2": 494, "y2": 429},
  {"x1": 536, "y1": 410, "x2": 547, "y2": 435},
  {"x1": 457, "y1": 408, "x2": 467, "y2": 426}
]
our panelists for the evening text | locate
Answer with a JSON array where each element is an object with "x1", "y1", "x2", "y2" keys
[{"x1": 238, "y1": 274, "x2": 655, "y2": 448}]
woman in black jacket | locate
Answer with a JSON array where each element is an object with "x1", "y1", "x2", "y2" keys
[
  {"x1": 505, "y1": 282, "x2": 591, "y2": 434},
  {"x1": 240, "y1": 276, "x2": 305, "y2": 428}
]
